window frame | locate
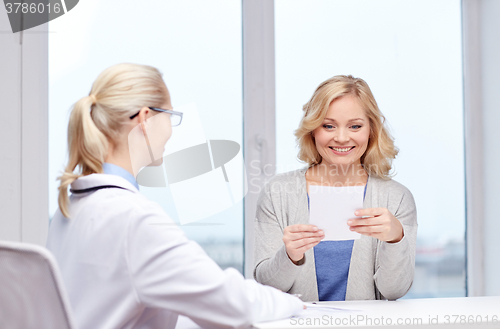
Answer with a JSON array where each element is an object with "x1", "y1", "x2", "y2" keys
[{"x1": 0, "y1": 14, "x2": 48, "y2": 246}]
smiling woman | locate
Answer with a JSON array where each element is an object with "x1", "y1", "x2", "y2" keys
[
  {"x1": 296, "y1": 75, "x2": 399, "y2": 180},
  {"x1": 253, "y1": 75, "x2": 417, "y2": 302},
  {"x1": 314, "y1": 96, "x2": 371, "y2": 162}
]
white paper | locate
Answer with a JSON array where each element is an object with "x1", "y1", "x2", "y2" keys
[
  {"x1": 304, "y1": 302, "x2": 361, "y2": 312},
  {"x1": 309, "y1": 185, "x2": 364, "y2": 241},
  {"x1": 290, "y1": 304, "x2": 361, "y2": 321}
]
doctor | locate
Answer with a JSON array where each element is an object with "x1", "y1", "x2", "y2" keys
[{"x1": 46, "y1": 63, "x2": 303, "y2": 329}]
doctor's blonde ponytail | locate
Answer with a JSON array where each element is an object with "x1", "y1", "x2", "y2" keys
[
  {"x1": 57, "y1": 63, "x2": 169, "y2": 218},
  {"x1": 57, "y1": 95, "x2": 108, "y2": 218}
]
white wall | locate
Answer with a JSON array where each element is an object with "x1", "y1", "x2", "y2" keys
[
  {"x1": 0, "y1": 9, "x2": 22, "y2": 242},
  {"x1": 481, "y1": 0, "x2": 500, "y2": 296},
  {"x1": 0, "y1": 7, "x2": 48, "y2": 246}
]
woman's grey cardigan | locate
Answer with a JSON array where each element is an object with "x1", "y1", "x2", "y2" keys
[{"x1": 253, "y1": 168, "x2": 417, "y2": 302}]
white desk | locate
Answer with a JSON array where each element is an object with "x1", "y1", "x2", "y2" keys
[{"x1": 253, "y1": 296, "x2": 500, "y2": 329}]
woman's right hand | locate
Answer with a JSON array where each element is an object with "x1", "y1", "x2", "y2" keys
[{"x1": 283, "y1": 224, "x2": 324, "y2": 265}]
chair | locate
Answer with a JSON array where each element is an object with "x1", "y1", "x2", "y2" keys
[{"x1": 0, "y1": 240, "x2": 76, "y2": 329}]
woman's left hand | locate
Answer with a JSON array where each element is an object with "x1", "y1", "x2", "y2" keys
[{"x1": 347, "y1": 208, "x2": 404, "y2": 243}]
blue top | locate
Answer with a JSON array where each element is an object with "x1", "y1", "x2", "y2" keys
[
  {"x1": 308, "y1": 183, "x2": 367, "y2": 301},
  {"x1": 102, "y1": 163, "x2": 139, "y2": 190}
]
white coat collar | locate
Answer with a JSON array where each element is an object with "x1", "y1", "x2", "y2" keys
[{"x1": 70, "y1": 173, "x2": 140, "y2": 195}]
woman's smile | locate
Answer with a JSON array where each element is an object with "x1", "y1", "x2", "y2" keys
[{"x1": 329, "y1": 146, "x2": 355, "y2": 155}]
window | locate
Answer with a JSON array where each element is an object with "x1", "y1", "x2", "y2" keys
[
  {"x1": 47, "y1": 0, "x2": 467, "y2": 293},
  {"x1": 275, "y1": 0, "x2": 465, "y2": 297},
  {"x1": 49, "y1": 0, "x2": 244, "y2": 272}
]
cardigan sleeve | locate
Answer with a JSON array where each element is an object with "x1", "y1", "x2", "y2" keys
[
  {"x1": 253, "y1": 180, "x2": 305, "y2": 293},
  {"x1": 373, "y1": 189, "x2": 418, "y2": 300}
]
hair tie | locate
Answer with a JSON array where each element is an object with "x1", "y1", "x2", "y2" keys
[
  {"x1": 89, "y1": 94, "x2": 97, "y2": 105},
  {"x1": 88, "y1": 95, "x2": 97, "y2": 114}
]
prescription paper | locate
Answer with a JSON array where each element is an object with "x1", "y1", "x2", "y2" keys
[{"x1": 309, "y1": 185, "x2": 364, "y2": 241}]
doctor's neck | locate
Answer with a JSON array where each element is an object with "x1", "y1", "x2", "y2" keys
[{"x1": 104, "y1": 141, "x2": 137, "y2": 178}]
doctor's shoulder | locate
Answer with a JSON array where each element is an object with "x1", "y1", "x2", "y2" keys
[{"x1": 88, "y1": 188, "x2": 179, "y2": 229}]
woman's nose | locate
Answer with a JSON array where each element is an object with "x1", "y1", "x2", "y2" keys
[{"x1": 333, "y1": 128, "x2": 349, "y2": 143}]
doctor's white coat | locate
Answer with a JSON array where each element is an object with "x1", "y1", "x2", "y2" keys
[{"x1": 47, "y1": 173, "x2": 302, "y2": 329}]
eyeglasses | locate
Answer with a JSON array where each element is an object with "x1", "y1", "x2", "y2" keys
[{"x1": 129, "y1": 107, "x2": 183, "y2": 127}]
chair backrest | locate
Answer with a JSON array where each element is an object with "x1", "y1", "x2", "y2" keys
[{"x1": 0, "y1": 241, "x2": 76, "y2": 329}]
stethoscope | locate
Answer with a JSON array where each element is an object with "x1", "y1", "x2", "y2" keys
[{"x1": 69, "y1": 185, "x2": 129, "y2": 194}]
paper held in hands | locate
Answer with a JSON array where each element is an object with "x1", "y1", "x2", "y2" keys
[{"x1": 308, "y1": 185, "x2": 364, "y2": 241}]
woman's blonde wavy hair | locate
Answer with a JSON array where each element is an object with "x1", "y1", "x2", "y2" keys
[
  {"x1": 295, "y1": 75, "x2": 398, "y2": 179},
  {"x1": 57, "y1": 63, "x2": 169, "y2": 218}
]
